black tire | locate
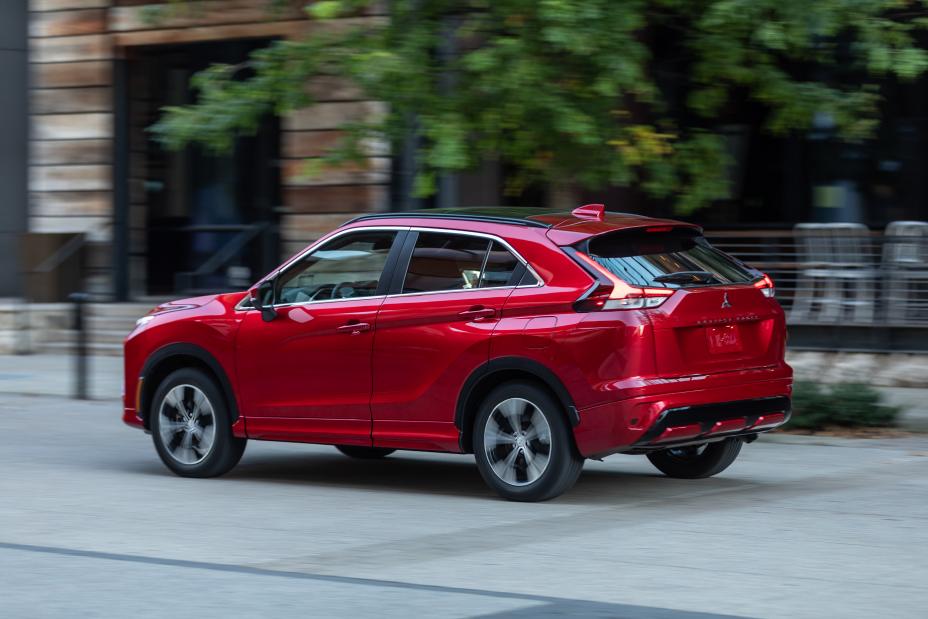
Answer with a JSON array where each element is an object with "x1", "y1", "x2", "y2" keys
[
  {"x1": 150, "y1": 367, "x2": 246, "y2": 478},
  {"x1": 336, "y1": 445, "x2": 396, "y2": 459},
  {"x1": 646, "y1": 438, "x2": 743, "y2": 479},
  {"x1": 473, "y1": 381, "x2": 584, "y2": 502}
]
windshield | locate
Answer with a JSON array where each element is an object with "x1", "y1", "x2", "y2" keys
[{"x1": 585, "y1": 228, "x2": 757, "y2": 288}]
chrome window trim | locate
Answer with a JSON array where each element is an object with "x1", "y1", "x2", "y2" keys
[{"x1": 236, "y1": 223, "x2": 544, "y2": 312}]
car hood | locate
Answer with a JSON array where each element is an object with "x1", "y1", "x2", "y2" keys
[{"x1": 148, "y1": 294, "x2": 222, "y2": 315}]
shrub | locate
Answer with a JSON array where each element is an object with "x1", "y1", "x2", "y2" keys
[{"x1": 786, "y1": 381, "x2": 900, "y2": 430}]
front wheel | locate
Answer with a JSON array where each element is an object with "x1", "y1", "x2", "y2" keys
[
  {"x1": 647, "y1": 438, "x2": 743, "y2": 479},
  {"x1": 473, "y1": 381, "x2": 583, "y2": 502},
  {"x1": 150, "y1": 367, "x2": 246, "y2": 478}
]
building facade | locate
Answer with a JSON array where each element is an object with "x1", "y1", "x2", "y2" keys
[
  {"x1": 23, "y1": 1, "x2": 928, "y2": 304},
  {"x1": 28, "y1": 0, "x2": 389, "y2": 301}
]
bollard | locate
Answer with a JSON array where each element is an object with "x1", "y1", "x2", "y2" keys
[{"x1": 69, "y1": 293, "x2": 90, "y2": 400}]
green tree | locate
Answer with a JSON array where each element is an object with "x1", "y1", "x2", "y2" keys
[{"x1": 153, "y1": 0, "x2": 928, "y2": 212}]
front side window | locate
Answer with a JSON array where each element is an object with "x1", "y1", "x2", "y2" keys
[{"x1": 276, "y1": 231, "x2": 397, "y2": 304}]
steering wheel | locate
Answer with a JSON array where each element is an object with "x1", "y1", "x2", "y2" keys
[
  {"x1": 308, "y1": 284, "x2": 336, "y2": 301},
  {"x1": 330, "y1": 282, "x2": 356, "y2": 299}
]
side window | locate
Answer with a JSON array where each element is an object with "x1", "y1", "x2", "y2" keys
[
  {"x1": 518, "y1": 269, "x2": 540, "y2": 286},
  {"x1": 276, "y1": 231, "x2": 397, "y2": 304},
  {"x1": 480, "y1": 241, "x2": 521, "y2": 288},
  {"x1": 402, "y1": 232, "x2": 490, "y2": 293}
]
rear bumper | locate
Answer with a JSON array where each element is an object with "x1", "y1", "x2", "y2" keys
[{"x1": 573, "y1": 374, "x2": 792, "y2": 458}]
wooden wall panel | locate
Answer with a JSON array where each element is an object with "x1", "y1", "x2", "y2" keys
[
  {"x1": 280, "y1": 213, "x2": 355, "y2": 244},
  {"x1": 31, "y1": 87, "x2": 112, "y2": 114},
  {"x1": 31, "y1": 34, "x2": 112, "y2": 63},
  {"x1": 282, "y1": 130, "x2": 345, "y2": 159},
  {"x1": 30, "y1": 9, "x2": 107, "y2": 37},
  {"x1": 306, "y1": 76, "x2": 366, "y2": 102},
  {"x1": 30, "y1": 191, "x2": 112, "y2": 217},
  {"x1": 31, "y1": 139, "x2": 112, "y2": 165},
  {"x1": 33, "y1": 61, "x2": 111, "y2": 88},
  {"x1": 30, "y1": 0, "x2": 111, "y2": 11},
  {"x1": 32, "y1": 113, "x2": 113, "y2": 140},
  {"x1": 283, "y1": 185, "x2": 388, "y2": 214},
  {"x1": 281, "y1": 157, "x2": 390, "y2": 186},
  {"x1": 113, "y1": 20, "x2": 309, "y2": 47},
  {"x1": 30, "y1": 216, "x2": 112, "y2": 242},
  {"x1": 109, "y1": 0, "x2": 304, "y2": 31},
  {"x1": 30, "y1": 165, "x2": 112, "y2": 192},
  {"x1": 283, "y1": 101, "x2": 387, "y2": 131}
]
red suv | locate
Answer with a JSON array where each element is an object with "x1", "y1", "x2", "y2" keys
[{"x1": 124, "y1": 205, "x2": 791, "y2": 501}]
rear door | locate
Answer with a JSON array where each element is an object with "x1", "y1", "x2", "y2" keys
[
  {"x1": 370, "y1": 231, "x2": 522, "y2": 451},
  {"x1": 584, "y1": 228, "x2": 784, "y2": 377}
]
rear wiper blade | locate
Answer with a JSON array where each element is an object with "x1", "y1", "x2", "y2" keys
[{"x1": 652, "y1": 271, "x2": 716, "y2": 285}]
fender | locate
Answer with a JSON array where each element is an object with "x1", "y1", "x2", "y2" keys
[
  {"x1": 455, "y1": 356, "x2": 580, "y2": 431},
  {"x1": 139, "y1": 342, "x2": 240, "y2": 425}
]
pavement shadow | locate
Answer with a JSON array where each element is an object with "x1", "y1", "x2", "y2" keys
[
  {"x1": 128, "y1": 447, "x2": 759, "y2": 506},
  {"x1": 225, "y1": 451, "x2": 494, "y2": 499}
]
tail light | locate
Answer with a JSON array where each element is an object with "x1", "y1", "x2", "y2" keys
[
  {"x1": 572, "y1": 252, "x2": 674, "y2": 312},
  {"x1": 753, "y1": 273, "x2": 775, "y2": 298}
]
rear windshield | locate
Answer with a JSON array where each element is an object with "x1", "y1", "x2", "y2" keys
[{"x1": 585, "y1": 228, "x2": 756, "y2": 288}]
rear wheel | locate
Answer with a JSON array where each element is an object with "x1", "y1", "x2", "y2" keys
[
  {"x1": 335, "y1": 445, "x2": 396, "y2": 459},
  {"x1": 473, "y1": 381, "x2": 583, "y2": 502},
  {"x1": 647, "y1": 438, "x2": 743, "y2": 479},
  {"x1": 150, "y1": 367, "x2": 246, "y2": 478}
]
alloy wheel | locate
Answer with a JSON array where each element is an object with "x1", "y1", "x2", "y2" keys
[
  {"x1": 483, "y1": 397, "x2": 552, "y2": 486},
  {"x1": 157, "y1": 384, "x2": 216, "y2": 465}
]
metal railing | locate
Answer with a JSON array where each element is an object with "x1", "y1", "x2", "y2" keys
[{"x1": 706, "y1": 223, "x2": 928, "y2": 327}]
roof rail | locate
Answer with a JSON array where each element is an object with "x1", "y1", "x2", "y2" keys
[{"x1": 346, "y1": 212, "x2": 552, "y2": 229}]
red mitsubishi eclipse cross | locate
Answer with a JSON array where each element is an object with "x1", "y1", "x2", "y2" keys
[{"x1": 124, "y1": 205, "x2": 792, "y2": 501}]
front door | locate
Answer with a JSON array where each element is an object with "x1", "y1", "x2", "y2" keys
[
  {"x1": 371, "y1": 231, "x2": 524, "y2": 451},
  {"x1": 236, "y1": 229, "x2": 403, "y2": 445}
]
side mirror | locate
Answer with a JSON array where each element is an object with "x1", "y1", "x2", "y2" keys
[{"x1": 252, "y1": 280, "x2": 277, "y2": 322}]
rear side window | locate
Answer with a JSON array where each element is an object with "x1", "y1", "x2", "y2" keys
[
  {"x1": 400, "y1": 233, "x2": 527, "y2": 293},
  {"x1": 480, "y1": 242, "x2": 520, "y2": 288},
  {"x1": 403, "y1": 232, "x2": 489, "y2": 293},
  {"x1": 586, "y1": 228, "x2": 755, "y2": 288}
]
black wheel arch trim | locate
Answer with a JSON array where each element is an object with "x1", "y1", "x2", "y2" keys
[
  {"x1": 455, "y1": 356, "x2": 580, "y2": 436},
  {"x1": 139, "y1": 343, "x2": 240, "y2": 427}
]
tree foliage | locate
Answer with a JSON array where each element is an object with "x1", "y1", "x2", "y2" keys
[{"x1": 153, "y1": 0, "x2": 928, "y2": 212}]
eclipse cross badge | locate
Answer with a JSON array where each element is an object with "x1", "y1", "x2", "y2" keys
[{"x1": 721, "y1": 292, "x2": 732, "y2": 308}]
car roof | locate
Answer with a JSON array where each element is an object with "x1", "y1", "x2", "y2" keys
[{"x1": 347, "y1": 206, "x2": 699, "y2": 245}]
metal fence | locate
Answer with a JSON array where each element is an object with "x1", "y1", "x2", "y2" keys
[{"x1": 706, "y1": 222, "x2": 928, "y2": 327}]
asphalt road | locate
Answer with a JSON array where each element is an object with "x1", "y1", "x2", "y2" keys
[{"x1": 1, "y1": 394, "x2": 927, "y2": 618}]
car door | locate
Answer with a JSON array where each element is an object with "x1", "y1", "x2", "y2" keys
[
  {"x1": 370, "y1": 230, "x2": 524, "y2": 451},
  {"x1": 236, "y1": 228, "x2": 405, "y2": 446}
]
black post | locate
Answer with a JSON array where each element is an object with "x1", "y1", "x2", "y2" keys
[{"x1": 70, "y1": 293, "x2": 90, "y2": 400}]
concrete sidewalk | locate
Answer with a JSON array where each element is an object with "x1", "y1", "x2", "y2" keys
[
  {"x1": 0, "y1": 353, "x2": 926, "y2": 431},
  {"x1": 0, "y1": 353, "x2": 122, "y2": 401}
]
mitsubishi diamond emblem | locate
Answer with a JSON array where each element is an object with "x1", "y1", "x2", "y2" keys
[{"x1": 721, "y1": 292, "x2": 731, "y2": 308}]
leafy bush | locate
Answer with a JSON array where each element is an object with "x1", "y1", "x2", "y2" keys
[{"x1": 787, "y1": 381, "x2": 900, "y2": 430}]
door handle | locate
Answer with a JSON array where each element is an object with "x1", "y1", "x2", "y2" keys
[
  {"x1": 337, "y1": 321, "x2": 371, "y2": 335},
  {"x1": 458, "y1": 306, "x2": 496, "y2": 321}
]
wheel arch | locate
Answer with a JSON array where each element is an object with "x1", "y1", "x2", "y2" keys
[
  {"x1": 139, "y1": 343, "x2": 239, "y2": 430},
  {"x1": 456, "y1": 356, "x2": 579, "y2": 453}
]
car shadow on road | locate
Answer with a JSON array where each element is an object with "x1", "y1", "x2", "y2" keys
[{"x1": 128, "y1": 448, "x2": 762, "y2": 505}]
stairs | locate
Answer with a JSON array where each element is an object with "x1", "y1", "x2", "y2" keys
[{"x1": 33, "y1": 303, "x2": 155, "y2": 357}]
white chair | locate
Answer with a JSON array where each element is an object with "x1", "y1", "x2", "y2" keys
[
  {"x1": 789, "y1": 223, "x2": 878, "y2": 324},
  {"x1": 883, "y1": 221, "x2": 928, "y2": 324}
]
